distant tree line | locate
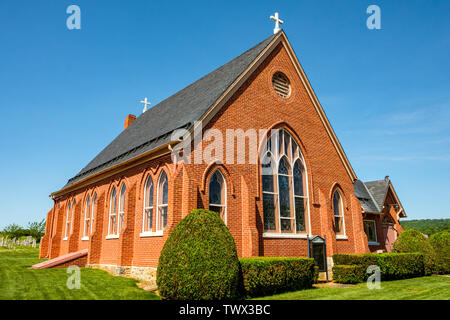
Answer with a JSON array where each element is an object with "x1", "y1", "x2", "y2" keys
[
  {"x1": 0, "y1": 219, "x2": 46, "y2": 241},
  {"x1": 401, "y1": 219, "x2": 449, "y2": 236}
]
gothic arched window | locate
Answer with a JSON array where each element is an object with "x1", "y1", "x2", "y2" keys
[
  {"x1": 261, "y1": 129, "x2": 309, "y2": 234},
  {"x1": 278, "y1": 157, "x2": 293, "y2": 232},
  {"x1": 333, "y1": 190, "x2": 345, "y2": 235},
  {"x1": 157, "y1": 170, "x2": 168, "y2": 232},
  {"x1": 91, "y1": 193, "x2": 97, "y2": 235},
  {"x1": 118, "y1": 184, "x2": 126, "y2": 232},
  {"x1": 208, "y1": 170, "x2": 227, "y2": 224},
  {"x1": 64, "y1": 201, "x2": 72, "y2": 239},
  {"x1": 143, "y1": 175, "x2": 154, "y2": 232},
  {"x1": 293, "y1": 160, "x2": 307, "y2": 232},
  {"x1": 83, "y1": 195, "x2": 91, "y2": 238},
  {"x1": 108, "y1": 187, "x2": 117, "y2": 236}
]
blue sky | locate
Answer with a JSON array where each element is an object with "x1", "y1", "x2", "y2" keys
[{"x1": 0, "y1": 0, "x2": 449, "y2": 229}]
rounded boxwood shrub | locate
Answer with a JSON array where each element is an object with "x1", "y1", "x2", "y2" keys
[
  {"x1": 429, "y1": 231, "x2": 450, "y2": 274},
  {"x1": 393, "y1": 229, "x2": 434, "y2": 275},
  {"x1": 332, "y1": 265, "x2": 365, "y2": 284},
  {"x1": 156, "y1": 209, "x2": 241, "y2": 300}
]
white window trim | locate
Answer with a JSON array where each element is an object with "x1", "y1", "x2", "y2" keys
[
  {"x1": 81, "y1": 236, "x2": 89, "y2": 241},
  {"x1": 106, "y1": 234, "x2": 119, "y2": 240},
  {"x1": 208, "y1": 170, "x2": 227, "y2": 225},
  {"x1": 83, "y1": 196, "x2": 91, "y2": 238},
  {"x1": 364, "y1": 219, "x2": 378, "y2": 244},
  {"x1": 156, "y1": 171, "x2": 168, "y2": 233},
  {"x1": 90, "y1": 193, "x2": 96, "y2": 235},
  {"x1": 64, "y1": 202, "x2": 71, "y2": 239},
  {"x1": 157, "y1": 203, "x2": 168, "y2": 232},
  {"x1": 261, "y1": 129, "x2": 311, "y2": 236},
  {"x1": 139, "y1": 231, "x2": 163, "y2": 238},
  {"x1": 142, "y1": 176, "x2": 154, "y2": 233},
  {"x1": 108, "y1": 188, "x2": 118, "y2": 237},
  {"x1": 63, "y1": 237, "x2": 68, "y2": 241},
  {"x1": 263, "y1": 232, "x2": 309, "y2": 239},
  {"x1": 118, "y1": 184, "x2": 126, "y2": 233},
  {"x1": 333, "y1": 190, "x2": 347, "y2": 238}
]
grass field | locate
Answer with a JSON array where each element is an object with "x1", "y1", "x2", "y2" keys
[
  {"x1": 0, "y1": 247, "x2": 160, "y2": 300},
  {"x1": 1, "y1": 247, "x2": 448, "y2": 300},
  {"x1": 255, "y1": 276, "x2": 450, "y2": 300}
]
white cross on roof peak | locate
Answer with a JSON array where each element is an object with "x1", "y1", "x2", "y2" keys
[
  {"x1": 140, "y1": 97, "x2": 151, "y2": 113},
  {"x1": 270, "y1": 12, "x2": 284, "y2": 34}
]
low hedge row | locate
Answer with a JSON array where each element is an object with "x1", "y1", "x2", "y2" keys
[
  {"x1": 239, "y1": 257, "x2": 317, "y2": 298},
  {"x1": 332, "y1": 265, "x2": 365, "y2": 284},
  {"x1": 332, "y1": 253, "x2": 425, "y2": 283}
]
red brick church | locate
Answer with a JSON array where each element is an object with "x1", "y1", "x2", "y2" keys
[{"x1": 38, "y1": 30, "x2": 406, "y2": 279}]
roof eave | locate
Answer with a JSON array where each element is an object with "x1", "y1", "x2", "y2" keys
[
  {"x1": 362, "y1": 210, "x2": 383, "y2": 215},
  {"x1": 49, "y1": 140, "x2": 178, "y2": 199},
  {"x1": 387, "y1": 181, "x2": 407, "y2": 218}
]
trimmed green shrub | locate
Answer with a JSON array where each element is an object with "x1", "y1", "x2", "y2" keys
[
  {"x1": 332, "y1": 265, "x2": 365, "y2": 284},
  {"x1": 333, "y1": 252, "x2": 425, "y2": 282},
  {"x1": 429, "y1": 231, "x2": 450, "y2": 274},
  {"x1": 239, "y1": 257, "x2": 316, "y2": 298},
  {"x1": 157, "y1": 209, "x2": 241, "y2": 300},
  {"x1": 393, "y1": 229, "x2": 435, "y2": 275},
  {"x1": 313, "y1": 266, "x2": 320, "y2": 284}
]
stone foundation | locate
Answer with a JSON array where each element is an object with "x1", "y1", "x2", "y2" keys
[
  {"x1": 327, "y1": 257, "x2": 334, "y2": 280},
  {"x1": 88, "y1": 264, "x2": 157, "y2": 285}
]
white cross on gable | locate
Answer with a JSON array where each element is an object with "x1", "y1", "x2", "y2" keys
[
  {"x1": 140, "y1": 97, "x2": 151, "y2": 113},
  {"x1": 270, "y1": 12, "x2": 284, "y2": 34}
]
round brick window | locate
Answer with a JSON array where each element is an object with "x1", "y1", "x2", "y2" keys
[{"x1": 272, "y1": 72, "x2": 291, "y2": 98}]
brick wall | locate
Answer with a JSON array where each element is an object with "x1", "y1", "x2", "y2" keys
[{"x1": 44, "y1": 41, "x2": 370, "y2": 269}]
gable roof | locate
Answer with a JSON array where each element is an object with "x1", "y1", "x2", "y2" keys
[
  {"x1": 64, "y1": 33, "x2": 278, "y2": 188},
  {"x1": 354, "y1": 177, "x2": 406, "y2": 218},
  {"x1": 353, "y1": 179, "x2": 381, "y2": 213},
  {"x1": 52, "y1": 30, "x2": 359, "y2": 197},
  {"x1": 364, "y1": 179, "x2": 390, "y2": 210}
]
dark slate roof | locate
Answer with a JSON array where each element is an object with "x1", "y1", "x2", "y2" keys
[
  {"x1": 64, "y1": 33, "x2": 278, "y2": 188},
  {"x1": 353, "y1": 180, "x2": 381, "y2": 213},
  {"x1": 364, "y1": 179, "x2": 390, "y2": 210}
]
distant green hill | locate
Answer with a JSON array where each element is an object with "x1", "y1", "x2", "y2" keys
[{"x1": 400, "y1": 219, "x2": 449, "y2": 236}]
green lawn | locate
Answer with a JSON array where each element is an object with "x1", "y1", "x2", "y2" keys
[
  {"x1": 254, "y1": 276, "x2": 450, "y2": 300},
  {"x1": 0, "y1": 247, "x2": 160, "y2": 300},
  {"x1": 1, "y1": 247, "x2": 448, "y2": 300}
]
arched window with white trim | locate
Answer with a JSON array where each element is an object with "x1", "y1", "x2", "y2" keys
[
  {"x1": 64, "y1": 201, "x2": 72, "y2": 239},
  {"x1": 90, "y1": 193, "x2": 97, "y2": 235},
  {"x1": 108, "y1": 187, "x2": 117, "y2": 236},
  {"x1": 333, "y1": 190, "x2": 345, "y2": 236},
  {"x1": 157, "y1": 170, "x2": 168, "y2": 232},
  {"x1": 208, "y1": 170, "x2": 227, "y2": 224},
  {"x1": 143, "y1": 175, "x2": 154, "y2": 232},
  {"x1": 83, "y1": 195, "x2": 91, "y2": 238},
  {"x1": 118, "y1": 184, "x2": 126, "y2": 232},
  {"x1": 71, "y1": 201, "x2": 76, "y2": 235},
  {"x1": 261, "y1": 129, "x2": 309, "y2": 234}
]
